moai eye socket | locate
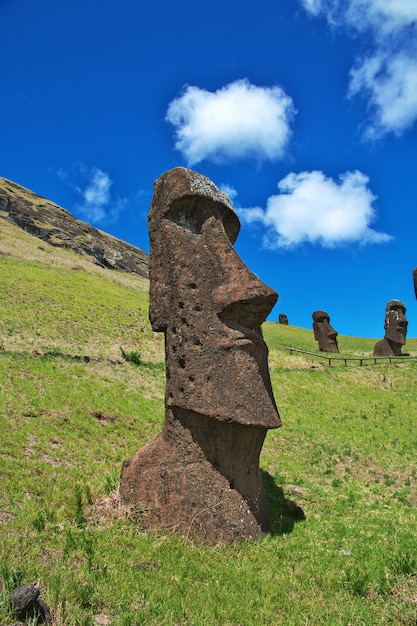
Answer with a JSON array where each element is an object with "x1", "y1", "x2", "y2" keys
[{"x1": 166, "y1": 196, "x2": 240, "y2": 243}]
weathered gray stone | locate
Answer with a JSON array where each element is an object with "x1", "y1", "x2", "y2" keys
[
  {"x1": 9, "y1": 584, "x2": 40, "y2": 613},
  {"x1": 9, "y1": 584, "x2": 52, "y2": 624}
]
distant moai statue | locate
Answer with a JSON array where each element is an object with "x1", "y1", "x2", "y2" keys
[
  {"x1": 413, "y1": 267, "x2": 417, "y2": 300},
  {"x1": 312, "y1": 310, "x2": 339, "y2": 352},
  {"x1": 120, "y1": 167, "x2": 281, "y2": 543},
  {"x1": 278, "y1": 313, "x2": 288, "y2": 325},
  {"x1": 373, "y1": 300, "x2": 408, "y2": 356}
]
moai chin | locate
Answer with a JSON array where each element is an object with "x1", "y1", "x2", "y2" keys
[
  {"x1": 312, "y1": 310, "x2": 339, "y2": 352},
  {"x1": 120, "y1": 167, "x2": 281, "y2": 543},
  {"x1": 373, "y1": 299, "x2": 408, "y2": 357}
]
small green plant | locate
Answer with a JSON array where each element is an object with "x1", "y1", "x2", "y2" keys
[
  {"x1": 74, "y1": 582, "x2": 96, "y2": 610},
  {"x1": 0, "y1": 563, "x2": 25, "y2": 591},
  {"x1": 80, "y1": 530, "x2": 96, "y2": 573},
  {"x1": 84, "y1": 484, "x2": 93, "y2": 505},
  {"x1": 388, "y1": 551, "x2": 417, "y2": 578},
  {"x1": 63, "y1": 528, "x2": 77, "y2": 559},
  {"x1": 120, "y1": 346, "x2": 142, "y2": 366},
  {"x1": 32, "y1": 511, "x2": 46, "y2": 532},
  {"x1": 74, "y1": 483, "x2": 86, "y2": 527},
  {"x1": 343, "y1": 566, "x2": 371, "y2": 596}
]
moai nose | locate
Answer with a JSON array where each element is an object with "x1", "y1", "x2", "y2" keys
[{"x1": 214, "y1": 249, "x2": 277, "y2": 329}]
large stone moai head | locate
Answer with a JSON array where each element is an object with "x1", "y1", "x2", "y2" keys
[
  {"x1": 120, "y1": 167, "x2": 281, "y2": 544},
  {"x1": 278, "y1": 313, "x2": 289, "y2": 325},
  {"x1": 374, "y1": 299, "x2": 408, "y2": 356},
  {"x1": 312, "y1": 310, "x2": 339, "y2": 352},
  {"x1": 148, "y1": 167, "x2": 279, "y2": 425}
]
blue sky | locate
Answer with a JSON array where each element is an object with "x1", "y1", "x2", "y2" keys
[{"x1": 1, "y1": 0, "x2": 417, "y2": 339}]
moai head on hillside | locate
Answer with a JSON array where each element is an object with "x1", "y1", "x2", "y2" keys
[
  {"x1": 374, "y1": 299, "x2": 408, "y2": 356},
  {"x1": 384, "y1": 300, "x2": 408, "y2": 344},
  {"x1": 278, "y1": 313, "x2": 288, "y2": 325},
  {"x1": 312, "y1": 310, "x2": 339, "y2": 352},
  {"x1": 413, "y1": 267, "x2": 417, "y2": 300},
  {"x1": 120, "y1": 167, "x2": 282, "y2": 544},
  {"x1": 147, "y1": 167, "x2": 280, "y2": 426}
]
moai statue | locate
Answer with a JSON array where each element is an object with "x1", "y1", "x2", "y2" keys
[
  {"x1": 312, "y1": 310, "x2": 339, "y2": 352},
  {"x1": 278, "y1": 313, "x2": 288, "y2": 325},
  {"x1": 120, "y1": 167, "x2": 281, "y2": 543},
  {"x1": 373, "y1": 300, "x2": 408, "y2": 356},
  {"x1": 413, "y1": 267, "x2": 417, "y2": 300}
]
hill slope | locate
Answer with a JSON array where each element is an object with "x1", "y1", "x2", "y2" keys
[
  {"x1": 0, "y1": 177, "x2": 148, "y2": 277},
  {"x1": 1, "y1": 213, "x2": 417, "y2": 625}
]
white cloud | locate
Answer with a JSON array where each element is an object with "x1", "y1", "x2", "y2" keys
[
  {"x1": 299, "y1": 0, "x2": 417, "y2": 138},
  {"x1": 300, "y1": 0, "x2": 322, "y2": 17},
  {"x1": 346, "y1": 0, "x2": 417, "y2": 35},
  {"x1": 219, "y1": 183, "x2": 238, "y2": 202},
  {"x1": 166, "y1": 79, "x2": 295, "y2": 165},
  {"x1": 349, "y1": 52, "x2": 417, "y2": 138},
  {"x1": 240, "y1": 170, "x2": 392, "y2": 249},
  {"x1": 68, "y1": 166, "x2": 134, "y2": 226},
  {"x1": 300, "y1": 0, "x2": 417, "y2": 31},
  {"x1": 76, "y1": 167, "x2": 112, "y2": 223}
]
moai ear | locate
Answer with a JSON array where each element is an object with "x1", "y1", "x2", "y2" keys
[{"x1": 148, "y1": 242, "x2": 170, "y2": 332}]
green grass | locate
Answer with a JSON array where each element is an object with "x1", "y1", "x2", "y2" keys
[{"x1": 1, "y1": 249, "x2": 417, "y2": 625}]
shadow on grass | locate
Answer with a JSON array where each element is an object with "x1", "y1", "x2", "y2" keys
[{"x1": 262, "y1": 470, "x2": 306, "y2": 536}]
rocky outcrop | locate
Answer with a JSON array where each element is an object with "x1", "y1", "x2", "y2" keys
[{"x1": 0, "y1": 177, "x2": 148, "y2": 277}]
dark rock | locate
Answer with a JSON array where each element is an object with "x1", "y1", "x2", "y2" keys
[
  {"x1": 35, "y1": 598, "x2": 53, "y2": 624},
  {"x1": 9, "y1": 584, "x2": 40, "y2": 613},
  {"x1": 9, "y1": 584, "x2": 52, "y2": 624},
  {"x1": 92, "y1": 410, "x2": 116, "y2": 424},
  {"x1": 120, "y1": 167, "x2": 281, "y2": 544},
  {"x1": 0, "y1": 177, "x2": 148, "y2": 278}
]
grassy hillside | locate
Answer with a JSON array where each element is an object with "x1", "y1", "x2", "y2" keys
[{"x1": 1, "y1": 230, "x2": 417, "y2": 625}]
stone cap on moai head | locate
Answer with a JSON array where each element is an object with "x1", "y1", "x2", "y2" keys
[
  {"x1": 278, "y1": 313, "x2": 288, "y2": 325},
  {"x1": 312, "y1": 310, "x2": 339, "y2": 352},
  {"x1": 374, "y1": 299, "x2": 408, "y2": 356}
]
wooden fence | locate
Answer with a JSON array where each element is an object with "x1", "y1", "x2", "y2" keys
[{"x1": 286, "y1": 347, "x2": 417, "y2": 367}]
